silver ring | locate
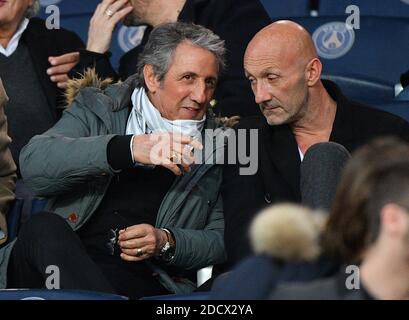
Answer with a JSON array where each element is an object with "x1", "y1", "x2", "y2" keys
[
  {"x1": 105, "y1": 9, "x2": 114, "y2": 17},
  {"x1": 136, "y1": 248, "x2": 143, "y2": 257},
  {"x1": 170, "y1": 152, "x2": 178, "y2": 163},
  {"x1": 187, "y1": 145, "x2": 194, "y2": 153}
]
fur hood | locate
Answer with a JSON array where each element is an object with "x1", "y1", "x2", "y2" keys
[
  {"x1": 64, "y1": 68, "x2": 240, "y2": 127},
  {"x1": 65, "y1": 69, "x2": 113, "y2": 106},
  {"x1": 249, "y1": 203, "x2": 327, "y2": 262}
]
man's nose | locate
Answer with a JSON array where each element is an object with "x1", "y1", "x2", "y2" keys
[
  {"x1": 191, "y1": 82, "x2": 207, "y2": 104},
  {"x1": 253, "y1": 82, "x2": 271, "y2": 105}
]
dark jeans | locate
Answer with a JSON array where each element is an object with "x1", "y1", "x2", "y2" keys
[{"x1": 7, "y1": 212, "x2": 168, "y2": 299}]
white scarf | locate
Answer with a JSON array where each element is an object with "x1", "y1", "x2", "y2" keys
[{"x1": 126, "y1": 87, "x2": 206, "y2": 140}]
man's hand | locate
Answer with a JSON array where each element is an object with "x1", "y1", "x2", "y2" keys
[
  {"x1": 87, "y1": 0, "x2": 133, "y2": 53},
  {"x1": 132, "y1": 133, "x2": 203, "y2": 176},
  {"x1": 47, "y1": 52, "x2": 80, "y2": 89},
  {"x1": 118, "y1": 224, "x2": 168, "y2": 262}
]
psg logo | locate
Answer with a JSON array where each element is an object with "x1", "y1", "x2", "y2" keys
[
  {"x1": 118, "y1": 25, "x2": 148, "y2": 53},
  {"x1": 39, "y1": 0, "x2": 63, "y2": 6},
  {"x1": 312, "y1": 22, "x2": 355, "y2": 60}
]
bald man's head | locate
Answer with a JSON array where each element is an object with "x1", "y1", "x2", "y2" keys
[
  {"x1": 244, "y1": 20, "x2": 323, "y2": 126},
  {"x1": 246, "y1": 20, "x2": 317, "y2": 70}
]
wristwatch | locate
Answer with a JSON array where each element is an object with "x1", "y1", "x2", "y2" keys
[{"x1": 158, "y1": 228, "x2": 176, "y2": 262}]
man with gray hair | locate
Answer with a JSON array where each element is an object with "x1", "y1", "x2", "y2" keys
[
  {"x1": 4, "y1": 22, "x2": 229, "y2": 299},
  {"x1": 0, "y1": 0, "x2": 84, "y2": 168}
]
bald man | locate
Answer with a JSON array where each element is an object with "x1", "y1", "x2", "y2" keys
[{"x1": 221, "y1": 21, "x2": 409, "y2": 268}]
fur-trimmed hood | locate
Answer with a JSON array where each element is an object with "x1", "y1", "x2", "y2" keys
[
  {"x1": 64, "y1": 68, "x2": 240, "y2": 127},
  {"x1": 65, "y1": 68, "x2": 113, "y2": 106},
  {"x1": 249, "y1": 203, "x2": 327, "y2": 262}
]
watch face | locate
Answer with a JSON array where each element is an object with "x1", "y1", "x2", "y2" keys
[
  {"x1": 161, "y1": 242, "x2": 175, "y2": 262},
  {"x1": 161, "y1": 242, "x2": 171, "y2": 252}
]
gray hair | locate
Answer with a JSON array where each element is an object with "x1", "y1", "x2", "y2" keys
[
  {"x1": 136, "y1": 22, "x2": 226, "y2": 89},
  {"x1": 26, "y1": 0, "x2": 41, "y2": 18}
]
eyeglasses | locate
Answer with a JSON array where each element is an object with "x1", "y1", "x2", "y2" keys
[
  {"x1": 106, "y1": 228, "x2": 120, "y2": 256},
  {"x1": 105, "y1": 210, "x2": 131, "y2": 256}
]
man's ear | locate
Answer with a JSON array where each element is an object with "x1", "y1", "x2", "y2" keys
[
  {"x1": 380, "y1": 203, "x2": 409, "y2": 237},
  {"x1": 306, "y1": 58, "x2": 322, "y2": 87},
  {"x1": 143, "y1": 65, "x2": 160, "y2": 94}
]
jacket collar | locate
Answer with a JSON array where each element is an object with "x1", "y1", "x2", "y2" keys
[
  {"x1": 257, "y1": 79, "x2": 351, "y2": 200},
  {"x1": 324, "y1": 79, "x2": 356, "y2": 146},
  {"x1": 0, "y1": 18, "x2": 29, "y2": 56},
  {"x1": 260, "y1": 121, "x2": 301, "y2": 200},
  {"x1": 104, "y1": 74, "x2": 138, "y2": 111},
  {"x1": 21, "y1": 18, "x2": 58, "y2": 119}
]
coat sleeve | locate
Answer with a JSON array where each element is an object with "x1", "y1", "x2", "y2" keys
[
  {"x1": 19, "y1": 90, "x2": 118, "y2": 197},
  {"x1": 0, "y1": 79, "x2": 17, "y2": 245},
  {"x1": 76, "y1": 50, "x2": 119, "y2": 81},
  {"x1": 167, "y1": 193, "x2": 226, "y2": 270}
]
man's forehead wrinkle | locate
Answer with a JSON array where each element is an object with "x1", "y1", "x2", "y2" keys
[
  {"x1": 245, "y1": 55, "x2": 275, "y2": 67},
  {"x1": 244, "y1": 55, "x2": 279, "y2": 73}
]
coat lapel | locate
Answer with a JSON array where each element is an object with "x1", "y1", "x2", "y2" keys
[
  {"x1": 326, "y1": 80, "x2": 356, "y2": 150},
  {"x1": 330, "y1": 104, "x2": 354, "y2": 147},
  {"x1": 22, "y1": 21, "x2": 58, "y2": 119},
  {"x1": 260, "y1": 123, "x2": 301, "y2": 201}
]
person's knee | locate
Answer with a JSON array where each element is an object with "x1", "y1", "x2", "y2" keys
[{"x1": 17, "y1": 212, "x2": 71, "y2": 243}]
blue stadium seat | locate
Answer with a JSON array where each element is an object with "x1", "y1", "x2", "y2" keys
[
  {"x1": 30, "y1": 198, "x2": 48, "y2": 216},
  {"x1": 6, "y1": 198, "x2": 24, "y2": 243},
  {"x1": 370, "y1": 100, "x2": 409, "y2": 123},
  {"x1": 397, "y1": 86, "x2": 409, "y2": 101},
  {"x1": 319, "y1": 0, "x2": 409, "y2": 18},
  {"x1": 210, "y1": 255, "x2": 281, "y2": 300},
  {"x1": 260, "y1": 0, "x2": 310, "y2": 19},
  {"x1": 209, "y1": 255, "x2": 337, "y2": 300},
  {"x1": 293, "y1": 16, "x2": 409, "y2": 84},
  {"x1": 0, "y1": 289, "x2": 128, "y2": 300},
  {"x1": 6, "y1": 195, "x2": 47, "y2": 244},
  {"x1": 321, "y1": 74, "x2": 395, "y2": 104},
  {"x1": 141, "y1": 292, "x2": 210, "y2": 300},
  {"x1": 38, "y1": 0, "x2": 99, "y2": 15}
]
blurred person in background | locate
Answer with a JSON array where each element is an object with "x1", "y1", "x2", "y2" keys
[
  {"x1": 0, "y1": 79, "x2": 17, "y2": 250},
  {"x1": 0, "y1": 0, "x2": 84, "y2": 169},
  {"x1": 271, "y1": 137, "x2": 409, "y2": 299},
  {"x1": 214, "y1": 137, "x2": 409, "y2": 300}
]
